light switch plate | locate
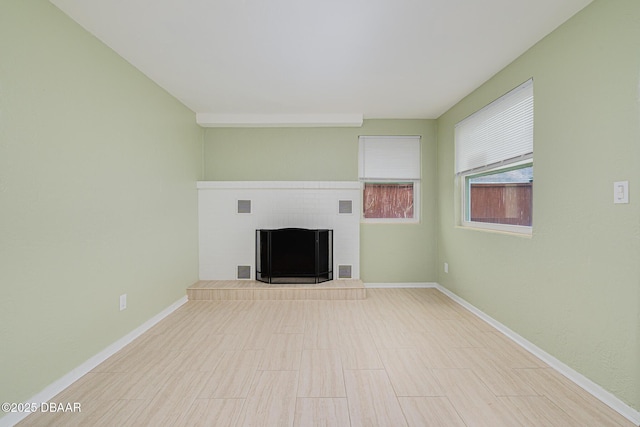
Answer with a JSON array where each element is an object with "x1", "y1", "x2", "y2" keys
[{"x1": 614, "y1": 181, "x2": 629, "y2": 204}]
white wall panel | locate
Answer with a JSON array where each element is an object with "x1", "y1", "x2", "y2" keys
[{"x1": 198, "y1": 182, "x2": 361, "y2": 280}]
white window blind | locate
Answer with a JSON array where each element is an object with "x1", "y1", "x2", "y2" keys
[
  {"x1": 455, "y1": 79, "x2": 533, "y2": 174},
  {"x1": 358, "y1": 136, "x2": 421, "y2": 180}
]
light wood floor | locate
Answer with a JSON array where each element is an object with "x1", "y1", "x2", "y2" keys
[{"x1": 18, "y1": 289, "x2": 633, "y2": 426}]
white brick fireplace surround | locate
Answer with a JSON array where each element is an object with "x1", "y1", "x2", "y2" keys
[{"x1": 197, "y1": 181, "x2": 361, "y2": 281}]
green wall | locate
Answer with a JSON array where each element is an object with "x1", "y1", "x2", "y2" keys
[
  {"x1": 437, "y1": 0, "x2": 640, "y2": 411},
  {"x1": 204, "y1": 120, "x2": 438, "y2": 283},
  {"x1": 0, "y1": 0, "x2": 203, "y2": 408}
]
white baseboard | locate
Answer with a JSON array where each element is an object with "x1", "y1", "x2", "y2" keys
[
  {"x1": 433, "y1": 283, "x2": 640, "y2": 426},
  {"x1": 364, "y1": 282, "x2": 438, "y2": 288},
  {"x1": 0, "y1": 295, "x2": 188, "y2": 427}
]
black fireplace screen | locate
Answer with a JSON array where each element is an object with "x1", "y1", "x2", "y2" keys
[{"x1": 256, "y1": 228, "x2": 333, "y2": 284}]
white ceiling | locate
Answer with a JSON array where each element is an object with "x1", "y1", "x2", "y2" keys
[{"x1": 50, "y1": 0, "x2": 592, "y2": 123}]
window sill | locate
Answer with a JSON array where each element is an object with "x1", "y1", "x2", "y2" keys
[
  {"x1": 456, "y1": 223, "x2": 532, "y2": 238},
  {"x1": 362, "y1": 218, "x2": 420, "y2": 225}
]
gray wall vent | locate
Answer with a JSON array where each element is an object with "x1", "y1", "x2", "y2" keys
[
  {"x1": 237, "y1": 265, "x2": 251, "y2": 279},
  {"x1": 338, "y1": 200, "x2": 353, "y2": 214},
  {"x1": 338, "y1": 265, "x2": 352, "y2": 279},
  {"x1": 237, "y1": 200, "x2": 251, "y2": 214}
]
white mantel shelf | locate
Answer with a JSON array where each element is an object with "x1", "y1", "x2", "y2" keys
[{"x1": 197, "y1": 181, "x2": 361, "y2": 190}]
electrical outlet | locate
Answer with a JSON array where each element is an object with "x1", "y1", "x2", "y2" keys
[
  {"x1": 119, "y1": 294, "x2": 127, "y2": 311},
  {"x1": 444, "y1": 262, "x2": 449, "y2": 273}
]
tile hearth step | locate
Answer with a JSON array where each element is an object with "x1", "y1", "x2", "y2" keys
[{"x1": 187, "y1": 279, "x2": 366, "y2": 301}]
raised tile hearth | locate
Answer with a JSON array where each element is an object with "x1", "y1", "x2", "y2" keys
[{"x1": 187, "y1": 279, "x2": 366, "y2": 301}]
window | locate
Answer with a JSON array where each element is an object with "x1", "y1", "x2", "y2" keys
[
  {"x1": 455, "y1": 79, "x2": 533, "y2": 234},
  {"x1": 363, "y1": 182, "x2": 414, "y2": 219},
  {"x1": 358, "y1": 136, "x2": 420, "y2": 223}
]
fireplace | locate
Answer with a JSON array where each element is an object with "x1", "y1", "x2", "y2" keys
[{"x1": 256, "y1": 228, "x2": 333, "y2": 284}]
